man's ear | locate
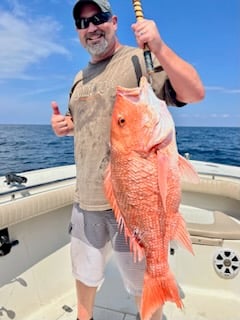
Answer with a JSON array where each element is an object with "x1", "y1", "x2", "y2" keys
[{"x1": 112, "y1": 15, "x2": 118, "y2": 29}]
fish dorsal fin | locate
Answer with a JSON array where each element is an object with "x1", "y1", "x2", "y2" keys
[
  {"x1": 178, "y1": 155, "x2": 200, "y2": 184},
  {"x1": 156, "y1": 151, "x2": 169, "y2": 212},
  {"x1": 104, "y1": 164, "x2": 145, "y2": 262}
]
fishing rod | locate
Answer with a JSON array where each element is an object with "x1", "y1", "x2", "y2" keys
[{"x1": 132, "y1": 0, "x2": 154, "y2": 80}]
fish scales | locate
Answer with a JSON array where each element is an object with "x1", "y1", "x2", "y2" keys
[{"x1": 104, "y1": 76, "x2": 199, "y2": 320}]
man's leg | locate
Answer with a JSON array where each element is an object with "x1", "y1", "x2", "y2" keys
[
  {"x1": 70, "y1": 206, "x2": 112, "y2": 320},
  {"x1": 135, "y1": 296, "x2": 163, "y2": 320},
  {"x1": 112, "y1": 226, "x2": 163, "y2": 320},
  {"x1": 76, "y1": 280, "x2": 97, "y2": 320}
]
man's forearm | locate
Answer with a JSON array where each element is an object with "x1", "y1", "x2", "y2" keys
[{"x1": 154, "y1": 43, "x2": 205, "y2": 103}]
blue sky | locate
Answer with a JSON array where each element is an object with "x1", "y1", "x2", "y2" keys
[{"x1": 0, "y1": 0, "x2": 239, "y2": 126}]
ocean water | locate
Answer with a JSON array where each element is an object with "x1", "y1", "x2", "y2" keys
[
  {"x1": 176, "y1": 126, "x2": 240, "y2": 166},
  {"x1": 0, "y1": 125, "x2": 239, "y2": 176},
  {"x1": 0, "y1": 124, "x2": 74, "y2": 176}
]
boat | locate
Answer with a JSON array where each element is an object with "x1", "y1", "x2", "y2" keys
[{"x1": 0, "y1": 160, "x2": 239, "y2": 320}]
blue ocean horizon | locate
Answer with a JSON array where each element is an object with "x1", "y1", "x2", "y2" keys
[{"x1": 0, "y1": 124, "x2": 239, "y2": 176}]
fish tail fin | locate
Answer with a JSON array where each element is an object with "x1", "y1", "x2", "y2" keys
[
  {"x1": 141, "y1": 270, "x2": 183, "y2": 320},
  {"x1": 173, "y1": 212, "x2": 194, "y2": 255}
]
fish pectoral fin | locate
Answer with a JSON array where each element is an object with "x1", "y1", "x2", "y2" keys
[
  {"x1": 157, "y1": 151, "x2": 169, "y2": 212},
  {"x1": 178, "y1": 155, "x2": 199, "y2": 184}
]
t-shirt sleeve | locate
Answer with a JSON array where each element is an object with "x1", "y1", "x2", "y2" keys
[{"x1": 151, "y1": 55, "x2": 186, "y2": 107}]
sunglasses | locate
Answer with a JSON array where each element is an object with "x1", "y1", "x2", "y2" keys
[{"x1": 75, "y1": 12, "x2": 112, "y2": 30}]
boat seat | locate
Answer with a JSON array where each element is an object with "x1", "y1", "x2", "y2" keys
[
  {"x1": 0, "y1": 184, "x2": 75, "y2": 229},
  {"x1": 187, "y1": 211, "x2": 240, "y2": 240}
]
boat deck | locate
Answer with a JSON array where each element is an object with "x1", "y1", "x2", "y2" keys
[
  {"x1": 24, "y1": 257, "x2": 139, "y2": 320},
  {"x1": 59, "y1": 261, "x2": 138, "y2": 320},
  {"x1": 24, "y1": 255, "x2": 240, "y2": 320}
]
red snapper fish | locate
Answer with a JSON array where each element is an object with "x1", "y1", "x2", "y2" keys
[{"x1": 104, "y1": 76, "x2": 199, "y2": 320}]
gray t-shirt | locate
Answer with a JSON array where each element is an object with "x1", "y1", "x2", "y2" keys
[{"x1": 68, "y1": 45, "x2": 184, "y2": 211}]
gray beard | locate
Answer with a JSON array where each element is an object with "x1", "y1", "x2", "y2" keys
[{"x1": 86, "y1": 38, "x2": 109, "y2": 57}]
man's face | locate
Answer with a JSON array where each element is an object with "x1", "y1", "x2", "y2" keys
[{"x1": 76, "y1": 3, "x2": 118, "y2": 59}]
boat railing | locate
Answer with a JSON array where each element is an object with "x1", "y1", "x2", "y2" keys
[
  {"x1": 197, "y1": 171, "x2": 240, "y2": 182},
  {"x1": 0, "y1": 175, "x2": 76, "y2": 198}
]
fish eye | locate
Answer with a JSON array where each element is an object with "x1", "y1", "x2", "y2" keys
[{"x1": 118, "y1": 117, "x2": 126, "y2": 127}]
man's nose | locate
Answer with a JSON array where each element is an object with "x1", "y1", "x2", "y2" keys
[{"x1": 87, "y1": 22, "x2": 98, "y2": 32}]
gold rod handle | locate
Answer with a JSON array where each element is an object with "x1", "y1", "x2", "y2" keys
[
  {"x1": 132, "y1": 0, "x2": 144, "y2": 20},
  {"x1": 132, "y1": 0, "x2": 154, "y2": 74}
]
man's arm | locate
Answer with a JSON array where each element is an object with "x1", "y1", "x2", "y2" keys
[{"x1": 132, "y1": 19, "x2": 205, "y2": 103}]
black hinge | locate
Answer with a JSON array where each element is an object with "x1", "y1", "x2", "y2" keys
[{"x1": 0, "y1": 228, "x2": 19, "y2": 256}]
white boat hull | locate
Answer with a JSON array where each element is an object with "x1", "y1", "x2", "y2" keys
[{"x1": 0, "y1": 161, "x2": 239, "y2": 320}]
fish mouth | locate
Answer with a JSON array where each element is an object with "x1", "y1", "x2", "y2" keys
[
  {"x1": 149, "y1": 130, "x2": 174, "y2": 153},
  {"x1": 142, "y1": 108, "x2": 174, "y2": 153},
  {"x1": 134, "y1": 123, "x2": 174, "y2": 156}
]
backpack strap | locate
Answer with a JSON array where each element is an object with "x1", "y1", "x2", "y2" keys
[
  {"x1": 69, "y1": 70, "x2": 84, "y2": 99},
  {"x1": 131, "y1": 55, "x2": 143, "y2": 86}
]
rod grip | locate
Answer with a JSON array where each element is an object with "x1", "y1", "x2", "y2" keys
[
  {"x1": 132, "y1": 0, "x2": 154, "y2": 74},
  {"x1": 132, "y1": 0, "x2": 144, "y2": 20}
]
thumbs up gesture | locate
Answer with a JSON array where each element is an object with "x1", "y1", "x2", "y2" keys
[
  {"x1": 52, "y1": 101, "x2": 61, "y2": 116},
  {"x1": 51, "y1": 101, "x2": 73, "y2": 136}
]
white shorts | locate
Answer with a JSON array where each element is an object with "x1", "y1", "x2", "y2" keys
[{"x1": 69, "y1": 203, "x2": 146, "y2": 296}]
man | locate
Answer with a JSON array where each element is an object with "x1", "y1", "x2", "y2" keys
[{"x1": 51, "y1": 1, "x2": 205, "y2": 319}]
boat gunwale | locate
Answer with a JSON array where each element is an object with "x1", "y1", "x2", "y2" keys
[{"x1": 0, "y1": 176, "x2": 76, "y2": 197}]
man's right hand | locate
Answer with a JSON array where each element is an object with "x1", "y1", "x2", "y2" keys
[{"x1": 51, "y1": 101, "x2": 73, "y2": 136}]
